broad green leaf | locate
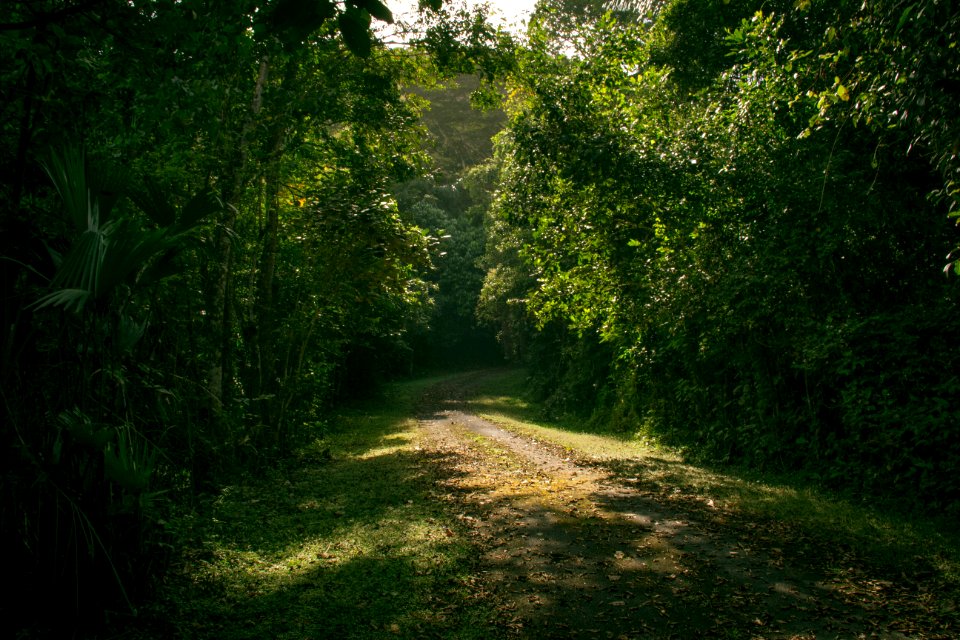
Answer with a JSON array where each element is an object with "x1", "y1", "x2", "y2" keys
[
  {"x1": 266, "y1": 0, "x2": 337, "y2": 46},
  {"x1": 339, "y1": 7, "x2": 372, "y2": 57},
  {"x1": 896, "y1": 3, "x2": 917, "y2": 33}
]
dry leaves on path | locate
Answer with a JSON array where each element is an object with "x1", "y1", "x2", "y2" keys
[{"x1": 415, "y1": 371, "x2": 957, "y2": 639}]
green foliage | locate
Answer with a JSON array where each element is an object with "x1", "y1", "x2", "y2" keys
[
  {"x1": 481, "y1": 0, "x2": 960, "y2": 513},
  {"x1": 412, "y1": 1, "x2": 519, "y2": 85},
  {"x1": 34, "y1": 147, "x2": 219, "y2": 313},
  {"x1": 396, "y1": 168, "x2": 500, "y2": 370},
  {"x1": 413, "y1": 74, "x2": 507, "y2": 178},
  {"x1": 0, "y1": 0, "x2": 490, "y2": 632}
]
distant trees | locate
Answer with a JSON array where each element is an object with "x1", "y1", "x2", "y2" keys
[
  {"x1": 480, "y1": 0, "x2": 960, "y2": 511},
  {"x1": 393, "y1": 74, "x2": 507, "y2": 369}
]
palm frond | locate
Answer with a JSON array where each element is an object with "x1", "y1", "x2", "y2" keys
[
  {"x1": 34, "y1": 147, "x2": 222, "y2": 313},
  {"x1": 33, "y1": 288, "x2": 92, "y2": 313},
  {"x1": 41, "y1": 146, "x2": 91, "y2": 232},
  {"x1": 49, "y1": 227, "x2": 107, "y2": 295}
]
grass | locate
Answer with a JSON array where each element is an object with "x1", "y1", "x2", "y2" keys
[
  {"x1": 142, "y1": 375, "x2": 504, "y2": 640},
  {"x1": 465, "y1": 368, "x2": 960, "y2": 586},
  {"x1": 138, "y1": 368, "x2": 959, "y2": 638}
]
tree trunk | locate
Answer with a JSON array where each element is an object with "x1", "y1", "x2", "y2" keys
[
  {"x1": 255, "y1": 137, "x2": 283, "y2": 432},
  {"x1": 207, "y1": 56, "x2": 271, "y2": 410},
  {"x1": 253, "y1": 57, "x2": 298, "y2": 443}
]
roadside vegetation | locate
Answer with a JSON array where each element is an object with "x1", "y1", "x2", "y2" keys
[{"x1": 478, "y1": 0, "x2": 960, "y2": 522}]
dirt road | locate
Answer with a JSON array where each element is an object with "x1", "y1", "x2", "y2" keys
[{"x1": 416, "y1": 372, "x2": 942, "y2": 639}]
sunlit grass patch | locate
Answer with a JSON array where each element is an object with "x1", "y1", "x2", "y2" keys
[
  {"x1": 478, "y1": 411, "x2": 668, "y2": 461},
  {"x1": 356, "y1": 431, "x2": 415, "y2": 459},
  {"x1": 151, "y1": 374, "x2": 504, "y2": 640}
]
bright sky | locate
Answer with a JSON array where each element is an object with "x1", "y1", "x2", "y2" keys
[{"x1": 388, "y1": 0, "x2": 539, "y2": 34}]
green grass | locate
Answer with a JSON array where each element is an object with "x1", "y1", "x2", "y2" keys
[
  {"x1": 465, "y1": 368, "x2": 960, "y2": 586},
  {"x1": 141, "y1": 368, "x2": 960, "y2": 638},
  {"x1": 146, "y1": 375, "x2": 504, "y2": 640}
]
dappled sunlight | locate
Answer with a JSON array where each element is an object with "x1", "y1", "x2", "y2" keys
[
  {"x1": 451, "y1": 378, "x2": 959, "y2": 594},
  {"x1": 477, "y1": 405, "x2": 887, "y2": 533},
  {"x1": 356, "y1": 431, "x2": 416, "y2": 460},
  {"x1": 446, "y1": 371, "x2": 960, "y2": 634},
  {"x1": 160, "y1": 371, "x2": 960, "y2": 639},
  {"x1": 187, "y1": 510, "x2": 482, "y2": 638},
  {"x1": 237, "y1": 517, "x2": 464, "y2": 586},
  {"x1": 162, "y1": 382, "x2": 508, "y2": 638}
]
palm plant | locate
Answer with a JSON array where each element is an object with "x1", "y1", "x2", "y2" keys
[
  {"x1": 21, "y1": 146, "x2": 222, "y2": 619},
  {"x1": 35, "y1": 146, "x2": 219, "y2": 312}
]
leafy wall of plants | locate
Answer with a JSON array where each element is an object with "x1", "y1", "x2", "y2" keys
[{"x1": 480, "y1": 0, "x2": 960, "y2": 513}]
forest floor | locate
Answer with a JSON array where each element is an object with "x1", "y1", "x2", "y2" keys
[{"x1": 136, "y1": 369, "x2": 959, "y2": 640}]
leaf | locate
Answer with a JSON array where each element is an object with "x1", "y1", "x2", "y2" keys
[
  {"x1": 47, "y1": 228, "x2": 107, "y2": 297},
  {"x1": 174, "y1": 189, "x2": 221, "y2": 234},
  {"x1": 353, "y1": 0, "x2": 393, "y2": 24},
  {"x1": 34, "y1": 180, "x2": 215, "y2": 312},
  {"x1": 339, "y1": 7, "x2": 372, "y2": 57},
  {"x1": 268, "y1": 0, "x2": 338, "y2": 45},
  {"x1": 32, "y1": 288, "x2": 92, "y2": 313},
  {"x1": 896, "y1": 4, "x2": 917, "y2": 34},
  {"x1": 59, "y1": 408, "x2": 112, "y2": 450},
  {"x1": 116, "y1": 314, "x2": 146, "y2": 354}
]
